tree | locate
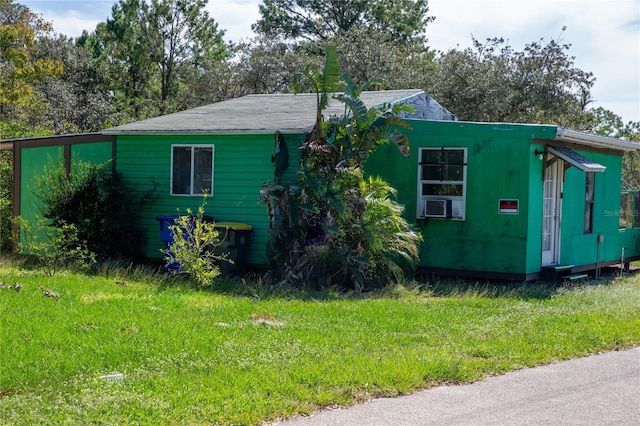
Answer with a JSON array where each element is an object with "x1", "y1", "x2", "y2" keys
[
  {"x1": 228, "y1": 35, "x2": 314, "y2": 96},
  {"x1": 32, "y1": 35, "x2": 121, "y2": 134},
  {"x1": 253, "y1": 0, "x2": 433, "y2": 42},
  {"x1": 582, "y1": 108, "x2": 640, "y2": 190},
  {"x1": 81, "y1": 0, "x2": 228, "y2": 120},
  {"x1": 79, "y1": 0, "x2": 155, "y2": 120},
  {"x1": 145, "y1": 0, "x2": 228, "y2": 110},
  {"x1": 329, "y1": 26, "x2": 435, "y2": 90},
  {"x1": 228, "y1": 23, "x2": 435, "y2": 101},
  {"x1": 430, "y1": 30, "x2": 595, "y2": 127},
  {"x1": 0, "y1": 0, "x2": 62, "y2": 118},
  {"x1": 0, "y1": 0, "x2": 61, "y2": 252}
]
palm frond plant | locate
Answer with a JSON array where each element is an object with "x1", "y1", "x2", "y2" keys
[{"x1": 263, "y1": 46, "x2": 422, "y2": 290}]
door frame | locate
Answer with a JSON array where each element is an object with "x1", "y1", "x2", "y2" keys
[{"x1": 541, "y1": 155, "x2": 563, "y2": 266}]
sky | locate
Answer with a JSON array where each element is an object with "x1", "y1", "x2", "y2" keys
[{"x1": 19, "y1": 0, "x2": 640, "y2": 124}]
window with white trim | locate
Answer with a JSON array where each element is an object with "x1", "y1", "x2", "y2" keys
[
  {"x1": 171, "y1": 145, "x2": 214, "y2": 196},
  {"x1": 417, "y1": 147, "x2": 467, "y2": 219}
]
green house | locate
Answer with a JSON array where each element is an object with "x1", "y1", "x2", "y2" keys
[{"x1": 8, "y1": 90, "x2": 640, "y2": 279}]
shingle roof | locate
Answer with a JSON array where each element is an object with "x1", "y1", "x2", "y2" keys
[{"x1": 103, "y1": 90, "x2": 449, "y2": 135}]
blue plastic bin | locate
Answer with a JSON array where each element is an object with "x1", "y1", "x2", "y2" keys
[{"x1": 155, "y1": 215, "x2": 215, "y2": 271}]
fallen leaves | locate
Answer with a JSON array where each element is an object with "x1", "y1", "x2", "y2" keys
[
  {"x1": 38, "y1": 286, "x2": 59, "y2": 301},
  {"x1": 250, "y1": 313, "x2": 284, "y2": 327},
  {"x1": 0, "y1": 282, "x2": 22, "y2": 291}
]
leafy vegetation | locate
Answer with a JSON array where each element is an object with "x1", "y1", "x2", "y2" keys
[
  {"x1": 0, "y1": 0, "x2": 62, "y2": 114},
  {"x1": 0, "y1": 149, "x2": 12, "y2": 253},
  {"x1": 1, "y1": 258, "x2": 639, "y2": 424},
  {"x1": 163, "y1": 198, "x2": 230, "y2": 289},
  {"x1": 78, "y1": 0, "x2": 229, "y2": 120},
  {"x1": 31, "y1": 159, "x2": 154, "y2": 260},
  {"x1": 430, "y1": 30, "x2": 595, "y2": 126},
  {"x1": 262, "y1": 47, "x2": 421, "y2": 290},
  {"x1": 253, "y1": 0, "x2": 433, "y2": 42},
  {"x1": 14, "y1": 216, "x2": 95, "y2": 276}
]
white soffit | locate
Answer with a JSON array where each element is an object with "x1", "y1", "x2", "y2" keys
[{"x1": 556, "y1": 128, "x2": 640, "y2": 152}]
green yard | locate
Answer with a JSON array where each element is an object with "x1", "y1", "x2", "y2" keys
[{"x1": 1, "y1": 257, "x2": 639, "y2": 425}]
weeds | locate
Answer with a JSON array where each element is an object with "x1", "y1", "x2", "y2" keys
[{"x1": 14, "y1": 216, "x2": 95, "y2": 276}]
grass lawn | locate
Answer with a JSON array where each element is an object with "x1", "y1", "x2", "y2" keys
[{"x1": 1, "y1": 257, "x2": 640, "y2": 425}]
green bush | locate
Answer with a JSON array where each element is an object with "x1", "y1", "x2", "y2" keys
[
  {"x1": 163, "y1": 200, "x2": 230, "y2": 289},
  {"x1": 32, "y1": 159, "x2": 154, "y2": 260},
  {"x1": 279, "y1": 168, "x2": 421, "y2": 290}
]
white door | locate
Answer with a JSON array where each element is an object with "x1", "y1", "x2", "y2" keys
[{"x1": 542, "y1": 156, "x2": 563, "y2": 266}]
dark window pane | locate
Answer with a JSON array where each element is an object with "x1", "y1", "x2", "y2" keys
[
  {"x1": 421, "y1": 149, "x2": 465, "y2": 165},
  {"x1": 584, "y1": 203, "x2": 593, "y2": 234},
  {"x1": 422, "y1": 183, "x2": 463, "y2": 196},
  {"x1": 193, "y1": 147, "x2": 213, "y2": 194},
  {"x1": 620, "y1": 192, "x2": 630, "y2": 229},
  {"x1": 442, "y1": 165, "x2": 463, "y2": 181},
  {"x1": 585, "y1": 172, "x2": 595, "y2": 201},
  {"x1": 584, "y1": 172, "x2": 595, "y2": 234},
  {"x1": 445, "y1": 149, "x2": 465, "y2": 164},
  {"x1": 421, "y1": 163, "x2": 463, "y2": 181},
  {"x1": 421, "y1": 150, "x2": 440, "y2": 163},
  {"x1": 422, "y1": 165, "x2": 441, "y2": 180},
  {"x1": 172, "y1": 147, "x2": 191, "y2": 194}
]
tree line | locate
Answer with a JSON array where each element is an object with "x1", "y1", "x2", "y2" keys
[
  {"x1": 2, "y1": 0, "x2": 638, "y2": 136},
  {"x1": 1, "y1": 0, "x2": 639, "y2": 252}
]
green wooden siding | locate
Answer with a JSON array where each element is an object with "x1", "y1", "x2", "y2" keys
[
  {"x1": 367, "y1": 119, "x2": 640, "y2": 276},
  {"x1": 366, "y1": 121, "x2": 548, "y2": 274},
  {"x1": 19, "y1": 146, "x2": 63, "y2": 225},
  {"x1": 70, "y1": 142, "x2": 113, "y2": 172},
  {"x1": 525, "y1": 144, "x2": 544, "y2": 274},
  {"x1": 559, "y1": 151, "x2": 640, "y2": 265},
  {"x1": 18, "y1": 141, "x2": 113, "y2": 246},
  {"x1": 115, "y1": 133, "x2": 303, "y2": 264}
]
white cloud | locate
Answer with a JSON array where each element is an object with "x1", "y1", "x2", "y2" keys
[
  {"x1": 22, "y1": 1, "x2": 113, "y2": 37},
  {"x1": 206, "y1": 0, "x2": 262, "y2": 43},
  {"x1": 47, "y1": 10, "x2": 103, "y2": 37}
]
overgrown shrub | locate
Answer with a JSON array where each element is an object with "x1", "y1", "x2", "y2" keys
[
  {"x1": 163, "y1": 199, "x2": 230, "y2": 290},
  {"x1": 32, "y1": 158, "x2": 155, "y2": 260},
  {"x1": 276, "y1": 167, "x2": 421, "y2": 290},
  {"x1": 262, "y1": 48, "x2": 422, "y2": 290}
]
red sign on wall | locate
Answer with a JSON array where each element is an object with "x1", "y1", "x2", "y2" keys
[{"x1": 499, "y1": 199, "x2": 519, "y2": 214}]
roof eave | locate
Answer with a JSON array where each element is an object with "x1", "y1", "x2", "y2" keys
[
  {"x1": 556, "y1": 127, "x2": 640, "y2": 152},
  {"x1": 102, "y1": 128, "x2": 309, "y2": 136}
]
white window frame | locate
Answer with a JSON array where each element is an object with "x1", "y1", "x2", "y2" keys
[
  {"x1": 417, "y1": 147, "x2": 467, "y2": 220},
  {"x1": 170, "y1": 144, "x2": 215, "y2": 196}
]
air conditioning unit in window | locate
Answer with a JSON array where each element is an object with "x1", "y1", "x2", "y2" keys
[{"x1": 424, "y1": 199, "x2": 452, "y2": 219}]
